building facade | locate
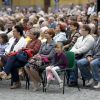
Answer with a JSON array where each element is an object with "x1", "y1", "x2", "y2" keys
[{"x1": 0, "y1": 0, "x2": 88, "y2": 7}]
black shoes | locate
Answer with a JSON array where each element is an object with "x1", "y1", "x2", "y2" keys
[{"x1": 68, "y1": 81, "x2": 78, "y2": 87}]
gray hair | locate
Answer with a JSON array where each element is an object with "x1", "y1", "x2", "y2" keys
[{"x1": 30, "y1": 28, "x2": 40, "y2": 38}]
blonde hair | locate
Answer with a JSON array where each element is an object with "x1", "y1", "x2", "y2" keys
[{"x1": 55, "y1": 42, "x2": 63, "y2": 49}]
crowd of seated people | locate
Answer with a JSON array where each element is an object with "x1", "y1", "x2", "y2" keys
[{"x1": 0, "y1": 1, "x2": 100, "y2": 91}]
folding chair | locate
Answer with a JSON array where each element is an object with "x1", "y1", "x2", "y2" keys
[
  {"x1": 43, "y1": 51, "x2": 80, "y2": 94},
  {"x1": 25, "y1": 61, "x2": 49, "y2": 91}
]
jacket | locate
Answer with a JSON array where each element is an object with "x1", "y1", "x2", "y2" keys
[
  {"x1": 53, "y1": 32, "x2": 67, "y2": 43},
  {"x1": 5, "y1": 37, "x2": 27, "y2": 54}
]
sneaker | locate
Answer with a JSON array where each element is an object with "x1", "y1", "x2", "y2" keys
[
  {"x1": 33, "y1": 87, "x2": 39, "y2": 91},
  {"x1": 86, "y1": 78, "x2": 94, "y2": 86},
  {"x1": 59, "y1": 81, "x2": 63, "y2": 88},
  {"x1": 68, "y1": 81, "x2": 78, "y2": 87},
  {"x1": 93, "y1": 82, "x2": 100, "y2": 89}
]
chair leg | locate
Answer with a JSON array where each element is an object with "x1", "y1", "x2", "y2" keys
[
  {"x1": 63, "y1": 71, "x2": 66, "y2": 94},
  {"x1": 11, "y1": 77, "x2": 13, "y2": 86},
  {"x1": 66, "y1": 71, "x2": 70, "y2": 85},
  {"x1": 42, "y1": 70, "x2": 46, "y2": 92},
  {"x1": 26, "y1": 76, "x2": 30, "y2": 89},
  {"x1": 39, "y1": 73, "x2": 45, "y2": 92},
  {"x1": 42, "y1": 74, "x2": 45, "y2": 92},
  {"x1": 44, "y1": 71, "x2": 47, "y2": 92},
  {"x1": 24, "y1": 70, "x2": 30, "y2": 90},
  {"x1": 82, "y1": 78, "x2": 85, "y2": 86},
  {"x1": 73, "y1": 71, "x2": 80, "y2": 91}
]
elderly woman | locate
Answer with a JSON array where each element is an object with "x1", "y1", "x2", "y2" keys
[
  {"x1": 0, "y1": 28, "x2": 41, "y2": 89},
  {"x1": 25, "y1": 28, "x2": 56, "y2": 91}
]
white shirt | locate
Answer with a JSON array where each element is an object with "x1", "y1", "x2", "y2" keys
[{"x1": 87, "y1": 6, "x2": 95, "y2": 15}]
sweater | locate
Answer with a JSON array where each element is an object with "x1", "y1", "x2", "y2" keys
[{"x1": 51, "y1": 52, "x2": 68, "y2": 69}]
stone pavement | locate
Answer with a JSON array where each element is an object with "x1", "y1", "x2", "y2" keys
[{"x1": 0, "y1": 80, "x2": 100, "y2": 100}]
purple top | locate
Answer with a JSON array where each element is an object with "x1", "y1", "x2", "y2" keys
[{"x1": 51, "y1": 52, "x2": 68, "y2": 69}]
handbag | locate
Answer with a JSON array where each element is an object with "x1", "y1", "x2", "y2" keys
[
  {"x1": 75, "y1": 54, "x2": 84, "y2": 60},
  {"x1": 41, "y1": 56, "x2": 49, "y2": 63},
  {"x1": 16, "y1": 51, "x2": 28, "y2": 63}
]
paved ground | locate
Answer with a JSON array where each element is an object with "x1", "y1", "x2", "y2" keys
[{"x1": 0, "y1": 80, "x2": 100, "y2": 100}]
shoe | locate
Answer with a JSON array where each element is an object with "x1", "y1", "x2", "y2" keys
[
  {"x1": 59, "y1": 81, "x2": 63, "y2": 88},
  {"x1": 45, "y1": 83, "x2": 49, "y2": 88},
  {"x1": 93, "y1": 82, "x2": 100, "y2": 89},
  {"x1": 10, "y1": 82, "x2": 21, "y2": 89},
  {"x1": 33, "y1": 87, "x2": 39, "y2": 91},
  {"x1": 86, "y1": 78, "x2": 94, "y2": 86},
  {"x1": 6, "y1": 74, "x2": 11, "y2": 80},
  {"x1": 0, "y1": 71, "x2": 7, "y2": 79},
  {"x1": 68, "y1": 81, "x2": 78, "y2": 87},
  {"x1": 33, "y1": 82, "x2": 41, "y2": 91}
]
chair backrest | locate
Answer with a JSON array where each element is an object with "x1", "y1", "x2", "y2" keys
[{"x1": 65, "y1": 51, "x2": 75, "y2": 69}]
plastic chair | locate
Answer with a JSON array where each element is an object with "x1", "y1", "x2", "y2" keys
[{"x1": 64, "y1": 51, "x2": 80, "y2": 91}]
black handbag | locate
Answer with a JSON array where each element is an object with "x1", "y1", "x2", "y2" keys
[{"x1": 75, "y1": 54, "x2": 84, "y2": 60}]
